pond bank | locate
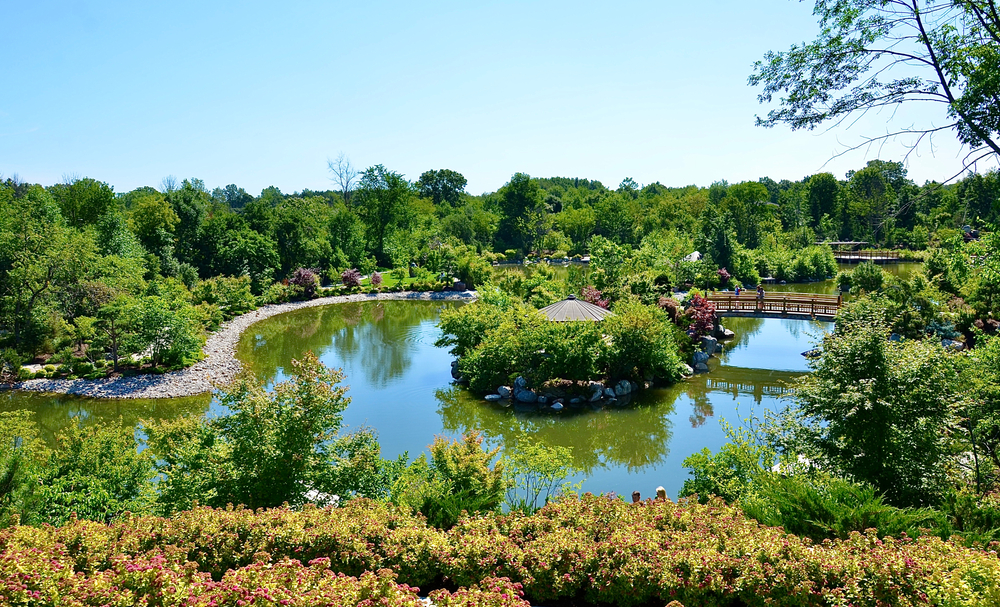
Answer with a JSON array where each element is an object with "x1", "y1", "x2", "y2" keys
[{"x1": 9, "y1": 291, "x2": 477, "y2": 399}]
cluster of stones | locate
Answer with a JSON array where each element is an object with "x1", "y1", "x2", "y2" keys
[
  {"x1": 477, "y1": 375, "x2": 645, "y2": 414},
  {"x1": 12, "y1": 290, "x2": 477, "y2": 400},
  {"x1": 687, "y1": 322, "x2": 735, "y2": 374}
]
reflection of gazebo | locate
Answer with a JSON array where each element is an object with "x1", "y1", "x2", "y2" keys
[{"x1": 538, "y1": 295, "x2": 613, "y2": 322}]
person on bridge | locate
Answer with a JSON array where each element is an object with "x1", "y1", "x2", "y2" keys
[
  {"x1": 734, "y1": 286, "x2": 741, "y2": 296},
  {"x1": 756, "y1": 285, "x2": 765, "y2": 310}
]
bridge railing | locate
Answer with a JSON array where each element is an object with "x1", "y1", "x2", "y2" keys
[
  {"x1": 832, "y1": 249, "x2": 901, "y2": 262},
  {"x1": 706, "y1": 292, "x2": 842, "y2": 318}
]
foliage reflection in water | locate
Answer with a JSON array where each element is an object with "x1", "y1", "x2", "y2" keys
[{"x1": 3, "y1": 295, "x2": 836, "y2": 499}]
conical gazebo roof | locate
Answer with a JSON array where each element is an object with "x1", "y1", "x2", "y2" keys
[{"x1": 538, "y1": 295, "x2": 614, "y2": 322}]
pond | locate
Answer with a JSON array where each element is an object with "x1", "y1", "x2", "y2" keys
[{"x1": 1, "y1": 296, "x2": 837, "y2": 500}]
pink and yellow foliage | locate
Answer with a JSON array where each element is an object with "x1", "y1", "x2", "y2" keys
[{"x1": 1, "y1": 495, "x2": 999, "y2": 606}]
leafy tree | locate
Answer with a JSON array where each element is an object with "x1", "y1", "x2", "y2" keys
[
  {"x1": 496, "y1": 173, "x2": 547, "y2": 254},
  {"x1": 33, "y1": 420, "x2": 155, "y2": 525},
  {"x1": 417, "y1": 169, "x2": 468, "y2": 206},
  {"x1": 165, "y1": 179, "x2": 211, "y2": 267},
  {"x1": 750, "y1": 0, "x2": 1000, "y2": 165},
  {"x1": 792, "y1": 309, "x2": 959, "y2": 507},
  {"x1": 126, "y1": 188, "x2": 179, "y2": 255},
  {"x1": 808, "y1": 172, "x2": 840, "y2": 228},
  {"x1": 146, "y1": 352, "x2": 395, "y2": 513},
  {"x1": 354, "y1": 165, "x2": 414, "y2": 265},
  {"x1": 48, "y1": 177, "x2": 116, "y2": 228}
]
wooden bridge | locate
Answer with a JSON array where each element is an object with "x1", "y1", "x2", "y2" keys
[
  {"x1": 832, "y1": 249, "x2": 902, "y2": 264},
  {"x1": 706, "y1": 292, "x2": 841, "y2": 321}
]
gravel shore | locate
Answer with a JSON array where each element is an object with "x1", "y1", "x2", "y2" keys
[{"x1": 12, "y1": 290, "x2": 476, "y2": 400}]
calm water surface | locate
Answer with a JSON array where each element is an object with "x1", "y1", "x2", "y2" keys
[{"x1": 2, "y1": 263, "x2": 921, "y2": 499}]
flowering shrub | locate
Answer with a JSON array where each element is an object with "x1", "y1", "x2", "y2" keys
[
  {"x1": 684, "y1": 292, "x2": 716, "y2": 337},
  {"x1": 289, "y1": 267, "x2": 320, "y2": 298},
  {"x1": 371, "y1": 271, "x2": 384, "y2": 289},
  {"x1": 341, "y1": 268, "x2": 362, "y2": 288},
  {"x1": 717, "y1": 266, "x2": 731, "y2": 286},
  {"x1": 581, "y1": 285, "x2": 609, "y2": 309},
  {"x1": 2, "y1": 494, "x2": 999, "y2": 606}
]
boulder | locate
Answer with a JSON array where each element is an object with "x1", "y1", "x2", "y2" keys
[
  {"x1": 588, "y1": 381, "x2": 605, "y2": 402},
  {"x1": 701, "y1": 336, "x2": 718, "y2": 356},
  {"x1": 942, "y1": 338, "x2": 965, "y2": 351},
  {"x1": 537, "y1": 395, "x2": 549, "y2": 404},
  {"x1": 889, "y1": 333, "x2": 903, "y2": 342},
  {"x1": 629, "y1": 380, "x2": 639, "y2": 393},
  {"x1": 719, "y1": 327, "x2": 735, "y2": 340},
  {"x1": 569, "y1": 397, "x2": 583, "y2": 405},
  {"x1": 515, "y1": 389, "x2": 537, "y2": 403},
  {"x1": 604, "y1": 387, "x2": 616, "y2": 398},
  {"x1": 680, "y1": 364, "x2": 694, "y2": 376},
  {"x1": 484, "y1": 394, "x2": 502, "y2": 402},
  {"x1": 550, "y1": 402, "x2": 564, "y2": 411},
  {"x1": 450, "y1": 360, "x2": 462, "y2": 380},
  {"x1": 692, "y1": 351, "x2": 710, "y2": 365},
  {"x1": 497, "y1": 385, "x2": 512, "y2": 398},
  {"x1": 514, "y1": 376, "x2": 528, "y2": 389},
  {"x1": 694, "y1": 362, "x2": 710, "y2": 373}
]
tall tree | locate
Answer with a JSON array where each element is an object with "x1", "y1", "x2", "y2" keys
[
  {"x1": 416, "y1": 169, "x2": 468, "y2": 206},
  {"x1": 751, "y1": 0, "x2": 1000, "y2": 170},
  {"x1": 354, "y1": 165, "x2": 414, "y2": 266},
  {"x1": 496, "y1": 173, "x2": 547, "y2": 254}
]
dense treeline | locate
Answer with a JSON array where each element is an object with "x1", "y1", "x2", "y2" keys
[{"x1": 2, "y1": 160, "x2": 996, "y2": 372}]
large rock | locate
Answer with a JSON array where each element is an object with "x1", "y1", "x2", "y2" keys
[
  {"x1": 514, "y1": 376, "x2": 528, "y2": 389},
  {"x1": 537, "y1": 395, "x2": 549, "y2": 404},
  {"x1": 701, "y1": 336, "x2": 719, "y2": 356},
  {"x1": 680, "y1": 364, "x2": 694, "y2": 376},
  {"x1": 692, "y1": 351, "x2": 710, "y2": 365},
  {"x1": 603, "y1": 387, "x2": 616, "y2": 398},
  {"x1": 485, "y1": 394, "x2": 502, "y2": 402},
  {"x1": 713, "y1": 325, "x2": 735, "y2": 340},
  {"x1": 550, "y1": 402, "x2": 564, "y2": 411},
  {"x1": 694, "y1": 362, "x2": 710, "y2": 373},
  {"x1": 515, "y1": 388, "x2": 537, "y2": 403},
  {"x1": 450, "y1": 360, "x2": 462, "y2": 380},
  {"x1": 614, "y1": 379, "x2": 633, "y2": 396},
  {"x1": 497, "y1": 385, "x2": 512, "y2": 398},
  {"x1": 942, "y1": 338, "x2": 965, "y2": 351},
  {"x1": 588, "y1": 381, "x2": 605, "y2": 402}
]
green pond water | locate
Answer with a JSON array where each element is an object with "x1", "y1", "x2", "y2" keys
[{"x1": 0, "y1": 262, "x2": 922, "y2": 500}]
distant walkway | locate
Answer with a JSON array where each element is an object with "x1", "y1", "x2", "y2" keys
[
  {"x1": 832, "y1": 250, "x2": 902, "y2": 264},
  {"x1": 11, "y1": 290, "x2": 477, "y2": 400},
  {"x1": 707, "y1": 292, "x2": 841, "y2": 322}
]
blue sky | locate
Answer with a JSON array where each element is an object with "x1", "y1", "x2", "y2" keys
[{"x1": 2, "y1": 0, "x2": 991, "y2": 195}]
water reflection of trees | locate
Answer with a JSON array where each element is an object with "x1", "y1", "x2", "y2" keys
[
  {"x1": 0, "y1": 392, "x2": 211, "y2": 447},
  {"x1": 435, "y1": 387, "x2": 677, "y2": 474},
  {"x1": 238, "y1": 301, "x2": 462, "y2": 387},
  {"x1": 718, "y1": 317, "x2": 765, "y2": 355}
]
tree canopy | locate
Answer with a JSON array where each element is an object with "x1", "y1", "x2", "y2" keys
[{"x1": 750, "y1": 0, "x2": 1000, "y2": 169}]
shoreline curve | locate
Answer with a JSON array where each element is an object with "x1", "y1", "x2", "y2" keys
[{"x1": 11, "y1": 290, "x2": 477, "y2": 400}]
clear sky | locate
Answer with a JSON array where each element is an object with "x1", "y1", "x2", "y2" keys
[{"x1": 2, "y1": 0, "x2": 993, "y2": 195}]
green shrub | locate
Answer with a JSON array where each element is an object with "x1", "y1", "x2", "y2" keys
[
  {"x1": 392, "y1": 432, "x2": 506, "y2": 529},
  {"x1": 191, "y1": 275, "x2": 256, "y2": 320}
]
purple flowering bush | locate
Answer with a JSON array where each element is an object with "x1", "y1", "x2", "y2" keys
[{"x1": 341, "y1": 268, "x2": 362, "y2": 288}]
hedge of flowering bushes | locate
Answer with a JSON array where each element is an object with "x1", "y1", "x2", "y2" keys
[{"x1": 2, "y1": 494, "x2": 999, "y2": 606}]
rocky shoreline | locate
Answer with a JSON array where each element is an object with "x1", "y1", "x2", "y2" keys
[{"x1": 11, "y1": 290, "x2": 477, "y2": 400}]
